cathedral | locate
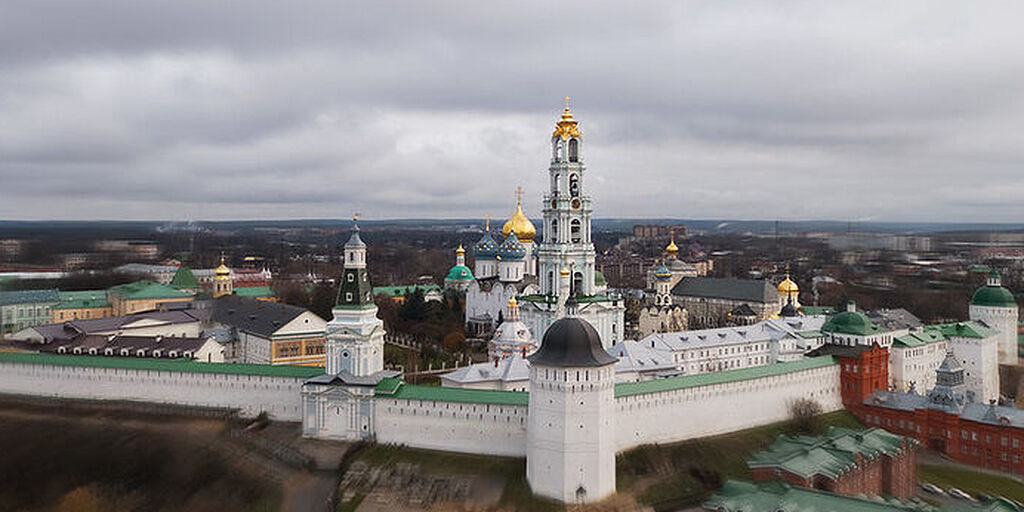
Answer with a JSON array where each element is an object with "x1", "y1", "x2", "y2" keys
[{"x1": 461, "y1": 100, "x2": 625, "y2": 347}]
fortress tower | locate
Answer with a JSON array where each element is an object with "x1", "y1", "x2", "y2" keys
[
  {"x1": 526, "y1": 309, "x2": 618, "y2": 504},
  {"x1": 968, "y1": 271, "x2": 1019, "y2": 364}
]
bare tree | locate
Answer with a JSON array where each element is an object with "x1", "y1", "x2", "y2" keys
[{"x1": 788, "y1": 398, "x2": 823, "y2": 435}]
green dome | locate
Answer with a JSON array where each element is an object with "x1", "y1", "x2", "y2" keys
[
  {"x1": 445, "y1": 265, "x2": 474, "y2": 282},
  {"x1": 971, "y1": 285, "x2": 1017, "y2": 308},
  {"x1": 821, "y1": 309, "x2": 881, "y2": 336}
]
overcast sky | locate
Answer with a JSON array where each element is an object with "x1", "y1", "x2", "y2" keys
[{"x1": 2, "y1": 1, "x2": 1023, "y2": 222}]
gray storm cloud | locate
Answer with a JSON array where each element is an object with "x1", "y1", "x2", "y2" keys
[{"x1": 1, "y1": 1, "x2": 1023, "y2": 221}]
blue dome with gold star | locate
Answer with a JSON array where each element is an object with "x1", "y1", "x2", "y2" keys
[{"x1": 497, "y1": 232, "x2": 526, "y2": 260}]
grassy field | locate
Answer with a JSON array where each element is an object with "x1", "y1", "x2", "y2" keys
[
  {"x1": 617, "y1": 410, "x2": 863, "y2": 511},
  {"x1": 0, "y1": 408, "x2": 280, "y2": 512},
  {"x1": 919, "y1": 464, "x2": 1024, "y2": 503},
  {"x1": 338, "y1": 443, "x2": 562, "y2": 512}
]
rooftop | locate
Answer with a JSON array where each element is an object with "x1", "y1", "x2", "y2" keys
[
  {"x1": 212, "y1": 295, "x2": 317, "y2": 338},
  {"x1": 614, "y1": 357, "x2": 836, "y2": 398},
  {"x1": 0, "y1": 289, "x2": 60, "y2": 306},
  {"x1": 706, "y1": 479, "x2": 954, "y2": 512},
  {"x1": 374, "y1": 377, "x2": 528, "y2": 405},
  {"x1": 53, "y1": 290, "x2": 110, "y2": 310},
  {"x1": 0, "y1": 351, "x2": 322, "y2": 379},
  {"x1": 108, "y1": 280, "x2": 192, "y2": 300},
  {"x1": 670, "y1": 277, "x2": 777, "y2": 303},
  {"x1": 748, "y1": 427, "x2": 914, "y2": 479}
]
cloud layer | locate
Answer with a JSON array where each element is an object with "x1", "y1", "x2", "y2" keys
[{"x1": 2, "y1": 1, "x2": 1023, "y2": 222}]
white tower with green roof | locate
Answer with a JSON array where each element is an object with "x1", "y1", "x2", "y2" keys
[
  {"x1": 968, "y1": 271, "x2": 1019, "y2": 364},
  {"x1": 326, "y1": 218, "x2": 384, "y2": 377}
]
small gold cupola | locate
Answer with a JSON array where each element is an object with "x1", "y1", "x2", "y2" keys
[{"x1": 552, "y1": 96, "x2": 581, "y2": 140}]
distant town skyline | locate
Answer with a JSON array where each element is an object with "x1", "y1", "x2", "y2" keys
[{"x1": 3, "y1": 2, "x2": 1024, "y2": 222}]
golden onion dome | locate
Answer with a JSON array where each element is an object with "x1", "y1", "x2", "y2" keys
[
  {"x1": 455, "y1": 244, "x2": 465, "y2": 256},
  {"x1": 552, "y1": 96, "x2": 582, "y2": 140},
  {"x1": 502, "y1": 202, "x2": 536, "y2": 242},
  {"x1": 665, "y1": 238, "x2": 679, "y2": 255},
  {"x1": 778, "y1": 274, "x2": 799, "y2": 295},
  {"x1": 215, "y1": 255, "x2": 231, "y2": 277}
]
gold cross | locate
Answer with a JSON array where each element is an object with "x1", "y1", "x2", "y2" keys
[
  {"x1": 485, "y1": 214, "x2": 490, "y2": 231},
  {"x1": 515, "y1": 186, "x2": 524, "y2": 205},
  {"x1": 353, "y1": 212, "x2": 362, "y2": 222},
  {"x1": 564, "y1": 96, "x2": 571, "y2": 110}
]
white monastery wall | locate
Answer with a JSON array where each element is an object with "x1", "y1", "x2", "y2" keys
[
  {"x1": 374, "y1": 397, "x2": 528, "y2": 457},
  {"x1": 614, "y1": 363, "x2": 842, "y2": 452},
  {"x1": 0, "y1": 360, "x2": 305, "y2": 420}
]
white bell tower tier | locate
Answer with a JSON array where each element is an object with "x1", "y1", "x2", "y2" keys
[{"x1": 526, "y1": 314, "x2": 618, "y2": 504}]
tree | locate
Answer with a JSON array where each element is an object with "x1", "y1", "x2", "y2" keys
[{"x1": 788, "y1": 398, "x2": 823, "y2": 435}]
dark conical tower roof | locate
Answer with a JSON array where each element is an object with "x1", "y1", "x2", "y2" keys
[{"x1": 528, "y1": 317, "x2": 617, "y2": 368}]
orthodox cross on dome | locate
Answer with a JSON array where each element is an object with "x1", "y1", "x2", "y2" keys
[
  {"x1": 515, "y1": 185, "x2": 524, "y2": 206},
  {"x1": 485, "y1": 213, "x2": 491, "y2": 231}
]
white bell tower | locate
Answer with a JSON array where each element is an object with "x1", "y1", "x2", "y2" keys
[
  {"x1": 325, "y1": 217, "x2": 385, "y2": 376},
  {"x1": 537, "y1": 97, "x2": 596, "y2": 298}
]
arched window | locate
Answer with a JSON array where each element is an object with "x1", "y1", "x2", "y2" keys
[
  {"x1": 553, "y1": 140, "x2": 562, "y2": 162},
  {"x1": 570, "y1": 219, "x2": 582, "y2": 243},
  {"x1": 550, "y1": 219, "x2": 558, "y2": 243},
  {"x1": 569, "y1": 174, "x2": 579, "y2": 197},
  {"x1": 568, "y1": 139, "x2": 579, "y2": 162},
  {"x1": 573, "y1": 272, "x2": 584, "y2": 294}
]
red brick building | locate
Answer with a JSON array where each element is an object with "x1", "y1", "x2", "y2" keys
[
  {"x1": 849, "y1": 351, "x2": 1024, "y2": 475},
  {"x1": 748, "y1": 427, "x2": 918, "y2": 500},
  {"x1": 809, "y1": 343, "x2": 889, "y2": 408}
]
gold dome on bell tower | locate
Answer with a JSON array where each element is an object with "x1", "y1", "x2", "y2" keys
[
  {"x1": 502, "y1": 186, "x2": 536, "y2": 242},
  {"x1": 552, "y1": 96, "x2": 581, "y2": 140}
]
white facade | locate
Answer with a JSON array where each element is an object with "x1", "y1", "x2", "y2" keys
[
  {"x1": 969, "y1": 304, "x2": 1018, "y2": 365},
  {"x1": 527, "y1": 362, "x2": 617, "y2": 504},
  {"x1": 614, "y1": 361, "x2": 842, "y2": 451},
  {"x1": 0, "y1": 358, "x2": 307, "y2": 420},
  {"x1": 890, "y1": 335, "x2": 948, "y2": 393},
  {"x1": 949, "y1": 330, "x2": 1000, "y2": 404}
]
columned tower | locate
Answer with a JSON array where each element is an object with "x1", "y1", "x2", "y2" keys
[
  {"x1": 325, "y1": 217, "x2": 385, "y2": 376},
  {"x1": 537, "y1": 97, "x2": 596, "y2": 297}
]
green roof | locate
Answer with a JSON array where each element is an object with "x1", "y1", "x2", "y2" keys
[
  {"x1": 614, "y1": 357, "x2": 836, "y2": 398},
  {"x1": 927, "y1": 321, "x2": 998, "y2": 339},
  {"x1": 748, "y1": 427, "x2": 913, "y2": 479},
  {"x1": 821, "y1": 308, "x2": 884, "y2": 336},
  {"x1": 54, "y1": 290, "x2": 110, "y2": 310},
  {"x1": 800, "y1": 305, "x2": 836, "y2": 315},
  {"x1": 0, "y1": 351, "x2": 323, "y2": 379},
  {"x1": 894, "y1": 330, "x2": 946, "y2": 348},
  {"x1": 234, "y1": 285, "x2": 274, "y2": 298},
  {"x1": 706, "y1": 480, "x2": 940, "y2": 512},
  {"x1": 971, "y1": 284, "x2": 1017, "y2": 308},
  {"x1": 374, "y1": 377, "x2": 528, "y2": 405},
  {"x1": 373, "y1": 284, "x2": 442, "y2": 297},
  {"x1": 109, "y1": 280, "x2": 192, "y2": 300},
  {"x1": 445, "y1": 265, "x2": 474, "y2": 282},
  {"x1": 169, "y1": 266, "x2": 199, "y2": 290}
]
